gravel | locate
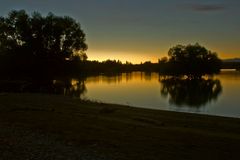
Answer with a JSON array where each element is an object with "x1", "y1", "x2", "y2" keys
[{"x1": 0, "y1": 123, "x2": 114, "y2": 160}]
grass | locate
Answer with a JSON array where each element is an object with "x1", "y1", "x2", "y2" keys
[{"x1": 0, "y1": 93, "x2": 240, "y2": 160}]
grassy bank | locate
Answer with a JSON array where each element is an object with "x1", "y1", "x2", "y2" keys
[{"x1": 0, "y1": 93, "x2": 240, "y2": 160}]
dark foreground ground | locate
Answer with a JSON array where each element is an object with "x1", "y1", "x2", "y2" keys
[{"x1": 0, "y1": 93, "x2": 240, "y2": 160}]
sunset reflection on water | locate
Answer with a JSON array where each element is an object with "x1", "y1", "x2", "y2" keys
[{"x1": 84, "y1": 71, "x2": 240, "y2": 118}]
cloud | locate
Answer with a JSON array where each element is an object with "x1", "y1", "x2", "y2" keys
[
  {"x1": 176, "y1": 2, "x2": 227, "y2": 12},
  {"x1": 189, "y1": 4, "x2": 226, "y2": 12}
]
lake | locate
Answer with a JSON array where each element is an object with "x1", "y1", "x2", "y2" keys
[
  {"x1": 1, "y1": 71, "x2": 240, "y2": 118},
  {"x1": 81, "y1": 71, "x2": 240, "y2": 118}
]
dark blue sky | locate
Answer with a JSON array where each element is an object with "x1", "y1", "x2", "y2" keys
[{"x1": 0, "y1": 0, "x2": 239, "y2": 63}]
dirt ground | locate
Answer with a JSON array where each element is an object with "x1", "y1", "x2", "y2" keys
[{"x1": 1, "y1": 93, "x2": 240, "y2": 160}]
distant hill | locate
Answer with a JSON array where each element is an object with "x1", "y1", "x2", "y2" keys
[
  {"x1": 222, "y1": 58, "x2": 240, "y2": 63},
  {"x1": 221, "y1": 58, "x2": 240, "y2": 69}
]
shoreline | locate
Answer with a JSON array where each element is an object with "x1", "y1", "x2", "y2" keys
[
  {"x1": 1, "y1": 93, "x2": 240, "y2": 160},
  {"x1": 107, "y1": 102, "x2": 240, "y2": 119}
]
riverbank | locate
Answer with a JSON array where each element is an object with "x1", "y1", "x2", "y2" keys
[{"x1": 0, "y1": 93, "x2": 240, "y2": 160}]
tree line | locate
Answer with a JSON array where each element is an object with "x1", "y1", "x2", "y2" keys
[{"x1": 0, "y1": 10, "x2": 224, "y2": 79}]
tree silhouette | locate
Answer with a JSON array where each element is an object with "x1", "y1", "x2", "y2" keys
[
  {"x1": 0, "y1": 10, "x2": 87, "y2": 59},
  {"x1": 0, "y1": 10, "x2": 87, "y2": 77},
  {"x1": 159, "y1": 43, "x2": 222, "y2": 78}
]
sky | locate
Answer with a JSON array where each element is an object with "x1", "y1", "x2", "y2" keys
[{"x1": 0, "y1": 0, "x2": 239, "y2": 63}]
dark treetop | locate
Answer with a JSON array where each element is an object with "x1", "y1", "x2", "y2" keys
[
  {"x1": 158, "y1": 43, "x2": 222, "y2": 78},
  {"x1": 0, "y1": 10, "x2": 87, "y2": 77}
]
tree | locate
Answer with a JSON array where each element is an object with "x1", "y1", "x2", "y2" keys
[
  {"x1": 0, "y1": 10, "x2": 87, "y2": 60},
  {"x1": 0, "y1": 10, "x2": 87, "y2": 76},
  {"x1": 160, "y1": 43, "x2": 222, "y2": 78}
]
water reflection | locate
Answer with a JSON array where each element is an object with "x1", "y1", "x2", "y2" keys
[
  {"x1": 0, "y1": 78, "x2": 87, "y2": 98},
  {"x1": 0, "y1": 72, "x2": 227, "y2": 114},
  {"x1": 86, "y1": 72, "x2": 155, "y2": 84},
  {"x1": 160, "y1": 77, "x2": 222, "y2": 107}
]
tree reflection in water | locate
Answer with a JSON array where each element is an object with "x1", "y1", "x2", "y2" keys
[
  {"x1": 53, "y1": 78, "x2": 87, "y2": 98},
  {"x1": 0, "y1": 77, "x2": 87, "y2": 99},
  {"x1": 160, "y1": 77, "x2": 222, "y2": 107}
]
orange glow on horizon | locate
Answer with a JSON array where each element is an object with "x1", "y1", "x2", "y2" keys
[
  {"x1": 87, "y1": 50, "x2": 161, "y2": 64},
  {"x1": 218, "y1": 53, "x2": 240, "y2": 59},
  {"x1": 86, "y1": 50, "x2": 240, "y2": 64}
]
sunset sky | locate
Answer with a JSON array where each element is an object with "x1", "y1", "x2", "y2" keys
[{"x1": 0, "y1": 0, "x2": 239, "y2": 63}]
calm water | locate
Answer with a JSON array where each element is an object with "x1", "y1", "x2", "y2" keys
[
  {"x1": 1, "y1": 71, "x2": 240, "y2": 118},
  {"x1": 82, "y1": 71, "x2": 240, "y2": 118}
]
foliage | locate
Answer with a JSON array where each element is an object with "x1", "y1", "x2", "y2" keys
[
  {"x1": 159, "y1": 43, "x2": 222, "y2": 78},
  {"x1": 0, "y1": 10, "x2": 87, "y2": 77},
  {"x1": 0, "y1": 10, "x2": 87, "y2": 59}
]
